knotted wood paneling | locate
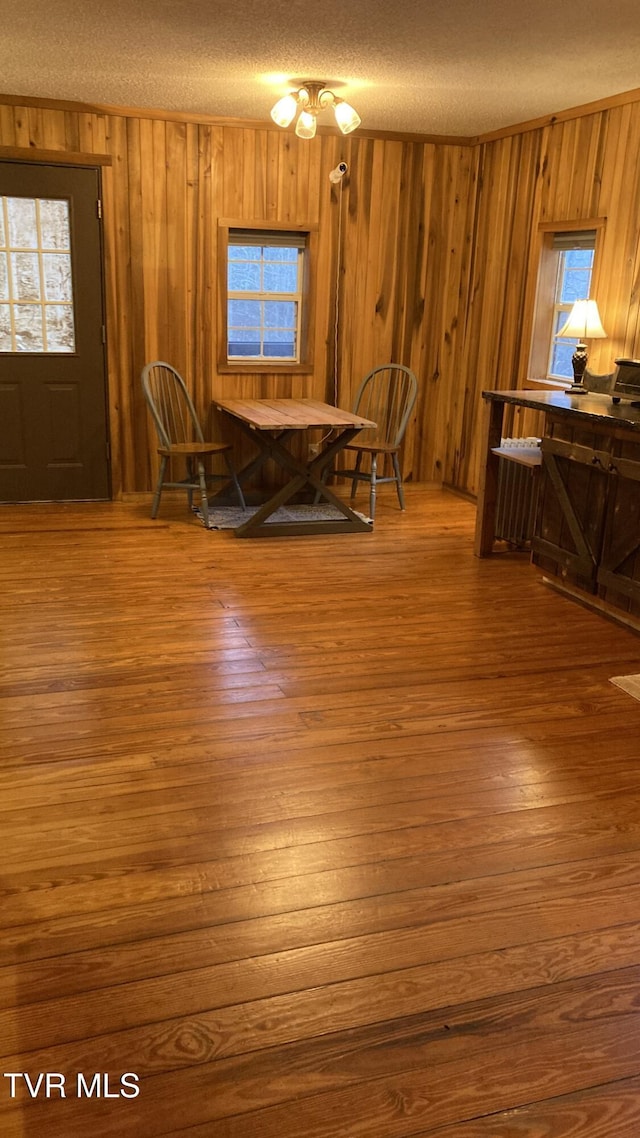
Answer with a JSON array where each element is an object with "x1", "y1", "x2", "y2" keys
[
  {"x1": 0, "y1": 99, "x2": 474, "y2": 495},
  {"x1": 2, "y1": 89, "x2": 640, "y2": 498}
]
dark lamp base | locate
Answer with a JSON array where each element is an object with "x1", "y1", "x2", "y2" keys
[{"x1": 570, "y1": 340, "x2": 589, "y2": 394}]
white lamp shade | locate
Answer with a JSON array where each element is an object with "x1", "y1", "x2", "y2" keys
[
  {"x1": 295, "y1": 110, "x2": 317, "y2": 139},
  {"x1": 270, "y1": 94, "x2": 298, "y2": 128},
  {"x1": 558, "y1": 299, "x2": 607, "y2": 340},
  {"x1": 334, "y1": 100, "x2": 361, "y2": 135}
]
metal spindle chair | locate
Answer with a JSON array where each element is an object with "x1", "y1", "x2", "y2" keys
[
  {"x1": 141, "y1": 361, "x2": 245, "y2": 526},
  {"x1": 320, "y1": 363, "x2": 418, "y2": 520}
]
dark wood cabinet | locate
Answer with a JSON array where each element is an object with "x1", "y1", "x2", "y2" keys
[
  {"x1": 532, "y1": 415, "x2": 640, "y2": 619},
  {"x1": 476, "y1": 389, "x2": 640, "y2": 629},
  {"x1": 597, "y1": 438, "x2": 640, "y2": 613}
]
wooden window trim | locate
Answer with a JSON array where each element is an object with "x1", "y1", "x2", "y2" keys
[{"x1": 217, "y1": 219, "x2": 317, "y2": 375}]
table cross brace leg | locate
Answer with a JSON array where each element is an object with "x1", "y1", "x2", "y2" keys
[{"x1": 225, "y1": 422, "x2": 373, "y2": 536}]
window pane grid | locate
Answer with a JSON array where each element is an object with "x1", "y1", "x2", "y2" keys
[
  {"x1": 227, "y1": 297, "x2": 299, "y2": 360},
  {"x1": 227, "y1": 243, "x2": 303, "y2": 362},
  {"x1": 547, "y1": 248, "x2": 594, "y2": 379},
  {"x1": 0, "y1": 196, "x2": 75, "y2": 353}
]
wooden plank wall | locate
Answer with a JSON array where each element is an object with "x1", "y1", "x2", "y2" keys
[
  {"x1": 0, "y1": 100, "x2": 476, "y2": 496},
  {"x1": 1, "y1": 92, "x2": 640, "y2": 497},
  {"x1": 466, "y1": 104, "x2": 640, "y2": 492}
]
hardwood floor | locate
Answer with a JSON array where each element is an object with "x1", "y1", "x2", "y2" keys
[{"x1": 2, "y1": 484, "x2": 640, "y2": 1137}]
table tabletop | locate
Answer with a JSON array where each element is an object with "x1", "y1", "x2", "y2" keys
[{"x1": 215, "y1": 397, "x2": 376, "y2": 432}]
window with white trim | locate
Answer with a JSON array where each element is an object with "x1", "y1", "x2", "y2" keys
[
  {"x1": 226, "y1": 230, "x2": 306, "y2": 363},
  {"x1": 530, "y1": 229, "x2": 597, "y2": 382},
  {"x1": 548, "y1": 234, "x2": 596, "y2": 379}
]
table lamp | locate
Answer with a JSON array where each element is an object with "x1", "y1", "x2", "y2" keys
[{"x1": 557, "y1": 298, "x2": 607, "y2": 393}]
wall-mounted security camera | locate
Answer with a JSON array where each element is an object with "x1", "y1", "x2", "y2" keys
[{"x1": 329, "y1": 161, "x2": 349, "y2": 184}]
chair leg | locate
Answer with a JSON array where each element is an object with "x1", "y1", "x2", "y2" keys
[
  {"x1": 151, "y1": 457, "x2": 167, "y2": 519},
  {"x1": 350, "y1": 451, "x2": 363, "y2": 499},
  {"x1": 197, "y1": 460, "x2": 209, "y2": 528},
  {"x1": 224, "y1": 452, "x2": 246, "y2": 511},
  {"x1": 369, "y1": 453, "x2": 378, "y2": 520},
  {"x1": 392, "y1": 452, "x2": 406, "y2": 510},
  {"x1": 186, "y1": 457, "x2": 194, "y2": 511}
]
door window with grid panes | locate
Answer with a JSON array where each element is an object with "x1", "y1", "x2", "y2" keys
[{"x1": 0, "y1": 196, "x2": 75, "y2": 353}]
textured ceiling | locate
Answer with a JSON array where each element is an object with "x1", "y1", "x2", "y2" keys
[{"x1": 2, "y1": 0, "x2": 640, "y2": 137}]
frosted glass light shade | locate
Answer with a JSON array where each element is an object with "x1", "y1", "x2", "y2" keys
[
  {"x1": 295, "y1": 110, "x2": 317, "y2": 139},
  {"x1": 334, "y1": 100, "x2": 361, "y2": 135},
  {"x1": 270, "y1": 82, "x2": 361, "y2": 138},
  {"x1": 270, "y1": 94, "x2": 298, "y2": 127},
  {"x1": 558, "y1": 299, "x2": 607, "y2": 340}
]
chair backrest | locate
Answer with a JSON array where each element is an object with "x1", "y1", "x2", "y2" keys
[
  {"x1": 141, "y1": 361, "x2": 204, "y2": 448},
  {"x1": 352, "y1": 364, "x2": 418, "y2": 448}
]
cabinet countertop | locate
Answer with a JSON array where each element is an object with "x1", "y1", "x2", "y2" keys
[{"x1": 482, "y1": 388, "x2": 640, "y2": 433}]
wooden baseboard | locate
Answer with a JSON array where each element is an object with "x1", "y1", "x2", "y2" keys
[{"x1": 541, "y1": 575, "x2": 640, "y2": 635}]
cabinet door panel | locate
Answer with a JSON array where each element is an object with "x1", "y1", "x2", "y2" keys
[
  {"x1": 532, "y1": 427, "x2": 608, "y2": 593},
  {"x1": 597, "y1": 441, "x2": 640, "y2": 615}
]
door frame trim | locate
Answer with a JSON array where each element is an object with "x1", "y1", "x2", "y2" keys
[{"x1": 0, "y1": 144, "x2": 111, "y2": 167}]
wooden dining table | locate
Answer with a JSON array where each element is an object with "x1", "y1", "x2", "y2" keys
[{"x1": 213, "y1": 397, "x2": 377, "y2": 537}]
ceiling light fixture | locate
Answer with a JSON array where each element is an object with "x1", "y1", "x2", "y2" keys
[{"x1": 270, "y1": 81, "x2": 361, "y2": 139}]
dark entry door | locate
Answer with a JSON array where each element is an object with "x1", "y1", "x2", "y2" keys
[{"x1": 0, "y1": 162, "x2": 109, "y2": 501}]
